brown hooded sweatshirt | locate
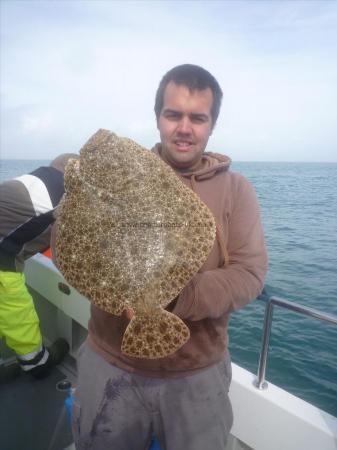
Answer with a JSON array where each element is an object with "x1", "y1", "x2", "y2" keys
[{"x1": 87, "y1": 145, "x2": 268, "y2": 377}]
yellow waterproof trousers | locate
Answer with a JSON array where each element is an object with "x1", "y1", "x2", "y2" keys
[{"x1": 0, "y1": 271, "x2": 42, "y2": 355}]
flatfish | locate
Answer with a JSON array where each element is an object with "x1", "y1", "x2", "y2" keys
[{"x1": 55, "y1": 129, "x2": 216, "y2": 359}]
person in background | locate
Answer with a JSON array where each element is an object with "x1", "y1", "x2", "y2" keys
[
  {"x1": 65, "y1": 65, "x2": 268, "y2": 450},
  {"x1": 0, "y1": 153, "x2": 77, "y2": 382}
]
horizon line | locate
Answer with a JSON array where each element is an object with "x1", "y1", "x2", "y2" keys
[{"x1": 2, "y1": 158, "x2": 337, "y2": 164}]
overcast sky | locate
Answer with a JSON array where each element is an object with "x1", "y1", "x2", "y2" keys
[{"x1": 1, "y1": 0, "x2": 337, "y2": 162}]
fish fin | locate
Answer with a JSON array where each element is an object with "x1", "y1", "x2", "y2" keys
[{"x1": 121, "y1": 309, "x2": 190, "y2": 359}]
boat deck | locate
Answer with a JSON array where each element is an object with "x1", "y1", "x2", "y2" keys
[{"x1": 0, "y1": 363, "x2": 73, "y2": 450}]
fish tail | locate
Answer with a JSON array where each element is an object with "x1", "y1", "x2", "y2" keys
[{"x1": 121, "y1": 309, "x2": 190, "y2": 359}]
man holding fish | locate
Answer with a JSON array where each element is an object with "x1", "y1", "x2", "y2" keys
[{"x1": 61, "y1": 64, "x2": 268, "y2": 450}]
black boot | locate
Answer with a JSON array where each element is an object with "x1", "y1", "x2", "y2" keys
[{"x1": 29, "y1": 338, "x2": 70, "y2": 380}]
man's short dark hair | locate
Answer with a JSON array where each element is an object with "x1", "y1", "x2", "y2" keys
[{"x1": 154, "y1": 64, "x2": 223, "y2": 127}]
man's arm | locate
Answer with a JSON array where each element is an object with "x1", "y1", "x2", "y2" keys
[{"x1": 172, "y1": 176, "x2": 268, "y2": 321}]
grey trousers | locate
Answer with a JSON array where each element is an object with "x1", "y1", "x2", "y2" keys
[{"x1": 72, "y1": 343, "x2": 233, "y2": 450}]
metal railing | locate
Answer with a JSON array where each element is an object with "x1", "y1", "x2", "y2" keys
[{"x1": 254, "y1": 289, "x2": 337, "y2": 390}]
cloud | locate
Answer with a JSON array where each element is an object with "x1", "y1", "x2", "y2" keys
[{"x1": 22, "y1": 111, "x2": 54, "y2": 133}]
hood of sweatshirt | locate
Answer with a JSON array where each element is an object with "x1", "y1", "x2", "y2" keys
[
  {"x1": 152, "y1": 143, "x2": 231, "y2": 183},
  {"x1": 152, "y1": 143, "x2": 232, "y2": 267}
]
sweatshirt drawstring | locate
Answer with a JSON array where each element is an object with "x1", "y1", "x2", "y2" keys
[
  {"x1": 215, "y1": 222, "x2": 229, "y2": 267},
  {"x1": 190, "y1": 174, "x2": 197, "y2": 192}
]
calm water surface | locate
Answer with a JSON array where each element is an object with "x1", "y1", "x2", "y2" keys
[{"x1": 231, "y1": 161, "x2": 337, "y2": 417}]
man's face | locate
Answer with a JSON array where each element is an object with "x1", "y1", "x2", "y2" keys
[{"x1": 157, "y1": 81, "x2": 214, "y2": 169}]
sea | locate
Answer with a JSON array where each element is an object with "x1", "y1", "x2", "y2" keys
[{"x1": 1, "y1": 159, "x2": 337, "y2": 417}]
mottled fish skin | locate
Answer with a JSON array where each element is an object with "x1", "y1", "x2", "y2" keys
[{"x1": 55, "y1": 129, "x2": 216, "y2": 359}]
